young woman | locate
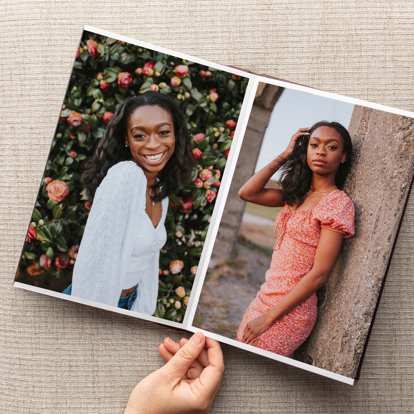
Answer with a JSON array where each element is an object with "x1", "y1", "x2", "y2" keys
[
  {"x1": 237, "y1": 121, "x2": 355, "y2": 356},
  {"x1": 64, "y1": 92, "x2": 193, "y2": 314}
]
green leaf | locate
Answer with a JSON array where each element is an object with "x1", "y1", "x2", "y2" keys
[
  {"x1": 35, "y1": 228, "x2": 51, "y2": 243},
  {"x1": 46, "y1": 247, "x2": 54, "y2": 258},
  {"x1": 154, "y1": 61, "x2": 164, "y2": 73},
  {"x1": 56, "y1": 236, "x2": 68, "y2": 252},
  {"x1": 47, "y1": 199, "x2": 58, "y2": 210},
  {"x1": 190, "y1": 88, "x2": 203, "y2": 102},
  {"x1": 182, "y1": 77, "x2": 192, "y2": 89},
  {"x1": 32, "y1": 208, "x2": 42, "y2": 222},
  {"x1": 52, "y1": 204, "x2": 62, "y2": 219},
  {"x1": 65, "y1": 157, "x2": 74, "y2": 166}
]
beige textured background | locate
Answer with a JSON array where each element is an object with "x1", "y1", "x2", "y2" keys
[{"x1": 1, "y1": 1, "x2": 413, "y2": 412}]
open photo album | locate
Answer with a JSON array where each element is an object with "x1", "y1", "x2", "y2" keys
[{"x1": 14, "y1": 25, "x2": 414, "y2": 385}]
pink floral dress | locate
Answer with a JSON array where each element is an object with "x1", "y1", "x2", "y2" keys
[{"x1": 237, "y1": 189, "x2": 355, "y2": 356}]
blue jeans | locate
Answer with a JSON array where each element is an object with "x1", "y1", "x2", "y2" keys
[{"x1": 62, "y1": 284, "x2": 137, "y2": 310}]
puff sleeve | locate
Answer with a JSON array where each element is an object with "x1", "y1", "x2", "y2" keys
[
  {"x1": 71, "y1": 161, "x2": 146, "y2": 307},
  {"x1": 313, "y1": 190, "x2": 355, "y2": 238}
]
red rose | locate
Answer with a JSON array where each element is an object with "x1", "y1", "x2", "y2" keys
[
  {"x1": 174, "y1": 64, "x2": 189, "y2": 77},
  {"x1": 224, "y1": 149, "x2": 230, "y2": 158},
  {"x1": 100, "y1": 80, "x2": 109, "y2": 91},
  {"x1": 69, "y1": 133, "x2": 76, "y2": 139},
  {"x1": 117, "y1": 72, "x2": 133, "y2": 88},
  {"x1": 84, "y1": 201, "x2": 91, "y2": 210},
  {"x1": 142, "y1": 61, "x2": 155, "y2": 76},
  {"x1": 205, "y1": 190, "x2": 216, "y2": 203},
  {"x1": 192, "y1": 148, "x2": 203, "y2": 159},
  {"x1": 232, "y1": 74, "x2": 241, "y2": 80},
  {"x1": 182, "y1": 198, "x2": 193, "y2": 212},
  {"x1": 192, "y1": 133, "x2": 205, "y2": 144},
  {"x1": 86, "y1": 38, "x2": 99, "y2": 58},
  {"x1": 25, "y1": 224, "x2": 36, "y2": 242},
  {"x1": 67, "y1": 112, "x2": 83, "y2": 127},
  {"x1": 55, "y1": 256, "x2": 70, "y2": 269},
  {"x1": 213, "y1": 179, "x2": 221, "y2": 187},
  {"x1": 226, "y1": 120, "x2": 237, "y2": 130},
  {"x1": 102, "y1": 111, "x2": 114, "y2": 123},
  {"x1": 199, "y1": 70, "x2": 207, "y2": 78},
  {"x1": 170, "y1": 76, "x2": 181, "y2": 87},
  {"x1": 46, "y1": 180, "x2": 69, "y2": 203},
  {"x1": 231, "y1": 131, "x2": 235, "y2": 138},
  {"x1": 26, "y1": 263, "x2": 43, "y2": 277}
]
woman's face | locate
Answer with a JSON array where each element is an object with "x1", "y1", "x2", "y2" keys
[
  {"x1": 125, "y1": 105, "x2": 175, "y2": 176},
  {"x1": 306, "y1": 126, "x2": 347, "y2": 176}
]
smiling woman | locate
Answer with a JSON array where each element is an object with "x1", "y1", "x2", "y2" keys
[
  {"x1": 236, "y1": 121, "x2": 354, "y2": 356},
  {"x1": 62, "y1": 92, "x2": 193, "y2": 314}
]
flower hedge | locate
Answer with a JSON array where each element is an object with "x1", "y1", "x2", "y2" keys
[{"x1": 15, "y1": 30, "x2": 248, "y2": 322}]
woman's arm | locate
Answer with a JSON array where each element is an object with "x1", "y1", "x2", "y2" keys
[
  {"x1": 238, "y1": 128, "x2": 310, "y2": 207},
  {"x1": 241, "y1": 228, "x2": 344, "y2": 344}
]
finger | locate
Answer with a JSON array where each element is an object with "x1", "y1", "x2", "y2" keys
[
  {"x1": 198, "y1": 338, "x2": 225, "y2": 398},
  {"x1": 179, "y1": 338, "x2": 206, "y2": 378},
  {"x1": 180, "y1": 338, "x2": 209, "y2": 367},
  {"x1": 158, "y1": 343, "x2": 174, "y2": 362},
  {"x1": 163, "y1": 337, "x2": 181, "y2": 355},
  {"x1": 160, "y1": 332, "x2": 206, "y2": 381}
]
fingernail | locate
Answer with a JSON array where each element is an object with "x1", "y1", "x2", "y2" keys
[{"x1": 190, "y1": 332, "x2": 203, "y2": 344}]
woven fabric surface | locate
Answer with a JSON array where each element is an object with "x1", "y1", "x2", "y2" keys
[{"x1": 1, "y1": 1, "x2": 413, "y2": 412}]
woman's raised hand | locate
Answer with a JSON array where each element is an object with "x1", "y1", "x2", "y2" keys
[{"x1": 280, "y1": 127, "x2": 310, "y2": 160}]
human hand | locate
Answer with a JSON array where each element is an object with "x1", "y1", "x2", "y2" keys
[
  {"x1": 241, "y1": 314, "x2": 274, "y2": 345},
  {"x1": 124, "y1": 332, "x2": 224, "y2": 414},
  {"x1": 280, "y1": 127, "x2": 310, "y2": 159}
]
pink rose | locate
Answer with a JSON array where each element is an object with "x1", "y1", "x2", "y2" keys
[
  {"x1": 205, "y1": 190, "x2": 216, "y2": 203},
  {"x1": 190, "y1": 265, "x2": 198, "y2": 275},
  {"x1": 117, "y1": 72, "x2": 132, "y2": 88},
  {"x1": 174, "y1": 64, "x2": 189, "y2": 77},
  {"x1": 183, "y1": 296, "x2": 190, "y2": 306},
  {"x1": 226, "y1": 120, "x2": 237, "y2": 130},
  {"x1": 46, "y1": 180, "x2": 69, "y2": 203},
  {"x1": 142, "y1": 61, "x2": 155, "y2": 76},
  {"x1": 203, "y1": 180, "x2": 212, "y2": 189},
  {"x1": 170, "y1": 260, "x2": 184, "y2": 275},
  {"x1": 199, "y1": 70, "x2": 207, "y2": 78},
  {"x1": 194, "y1": 178, "x2": 203, "y2": 188},
  {"x1": 84, "y1": 201, "x2": 91, "y2": 210},
  {"x1": 68, "y1": 244, "x2": 79, "y2": 259},
  {"x1": 213, "y1": 179, "x2": 221, "y2": 187},
  {"x1": 44, "y1": 177, "x2": 52, "y2": 184},
  {"x1": 231, "y1": 131, "x2": 235, "y2": 138},
  {"x1": 67, "y1": 112, "x2": 83, "y2": 127},
  {"x1": 207, "y1": 88, "x2": 219, "y2": 102},
  {"x1": 199, "y1": 169, "x2": 213, "y2": 181},
  {"x1": 69, "y1": 134, "x2": 76, "y2": 140},
  {"x1": 102, "y1": 111, "x2": 113, "y2": 123},
  {"x1": 192, "y1": 133, "x2": 205, "y2": 144},
  {"x1": 86, "y1": 38, "x2": 99, "y2": 58},
  {"x1": 55, "y1": 256, "x2": 70, "y2": 269},
  {"x1": 100, "y1": 80, "x2": 109, "y2": 91},
  {"x1": 25, "y1": 224, "x2": 36, "y2": 242},
  {"x1": 150, "y1": 84, "x2": 159, "y2": 92},
  {"x1": 182, "y1": 198, "x2": 193, "y2": 212},
  {"x1": 192, "y1": 148, "x2": 203, "y2": 159},
  {"x1": 214, "y1": 169, "x2": 221, "y2": 179},
  {"x1": 96, "y1": 72, "x2": 103, "y2": 80},
  {"x1": 170, "y1": 76, "x2": 181, "y2": 87},
  {"x1": 175, "y1": 286, "x2": 186, "y2": 298},
  {"x1": 135, "y1": 67, "x2": 143, "y2": 75},
  {"x1": 232, "y1": 74, "x2": 241, "y2": 80},
  {"x1": 39, "y1": 255, "x2": 51, "y2": 269},
  {"x1": 69, "y1": 151, "x2": 77, "y2": 158}
]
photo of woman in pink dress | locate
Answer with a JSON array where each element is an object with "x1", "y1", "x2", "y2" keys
[{"x1": 237, "y1": 121, "x2": 355, "y2": 356}]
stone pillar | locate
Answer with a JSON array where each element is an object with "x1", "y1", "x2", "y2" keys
[
  {"x1": 209, "y1": 84, "x2": 283, "y2": 267},
  {"x1": 298, "y1": 107, "x2": 414, "y2": 378}
]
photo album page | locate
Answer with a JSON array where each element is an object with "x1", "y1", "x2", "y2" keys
[{"x1": 14, "y1": 26, "x2": 414, "y2": 385}]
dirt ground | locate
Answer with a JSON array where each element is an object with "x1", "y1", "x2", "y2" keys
[{"x1": 193, "y1": 229, "x2": 273, "y2": 339}]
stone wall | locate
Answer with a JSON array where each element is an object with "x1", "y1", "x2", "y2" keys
[
  {"x1": 209, "y1": 84, "x2": 283, "y2": 267},
  {"x1": 299, "y1": 107, "x2": 414, "y2": 378}
]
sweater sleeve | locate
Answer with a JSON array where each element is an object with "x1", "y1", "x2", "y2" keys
[{"x1": 71, "y1": 161, "x2": 146, "y2": 306}]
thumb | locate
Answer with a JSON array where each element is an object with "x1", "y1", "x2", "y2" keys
[{"x1": 161, "y1": 332, "x2": 205, "y2": 380}]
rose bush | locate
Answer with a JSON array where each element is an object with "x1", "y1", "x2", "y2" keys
[{"x1": 16, "y1": 30, "x2": 248, "y2": 322}]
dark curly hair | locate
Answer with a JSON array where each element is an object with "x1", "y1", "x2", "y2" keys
[
  {"x1": 280, "y1": 121, "x2": 353, "y2": 206},
  {"x1": 81, "y1": 92, "x2": 194, "y2": 202}
]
